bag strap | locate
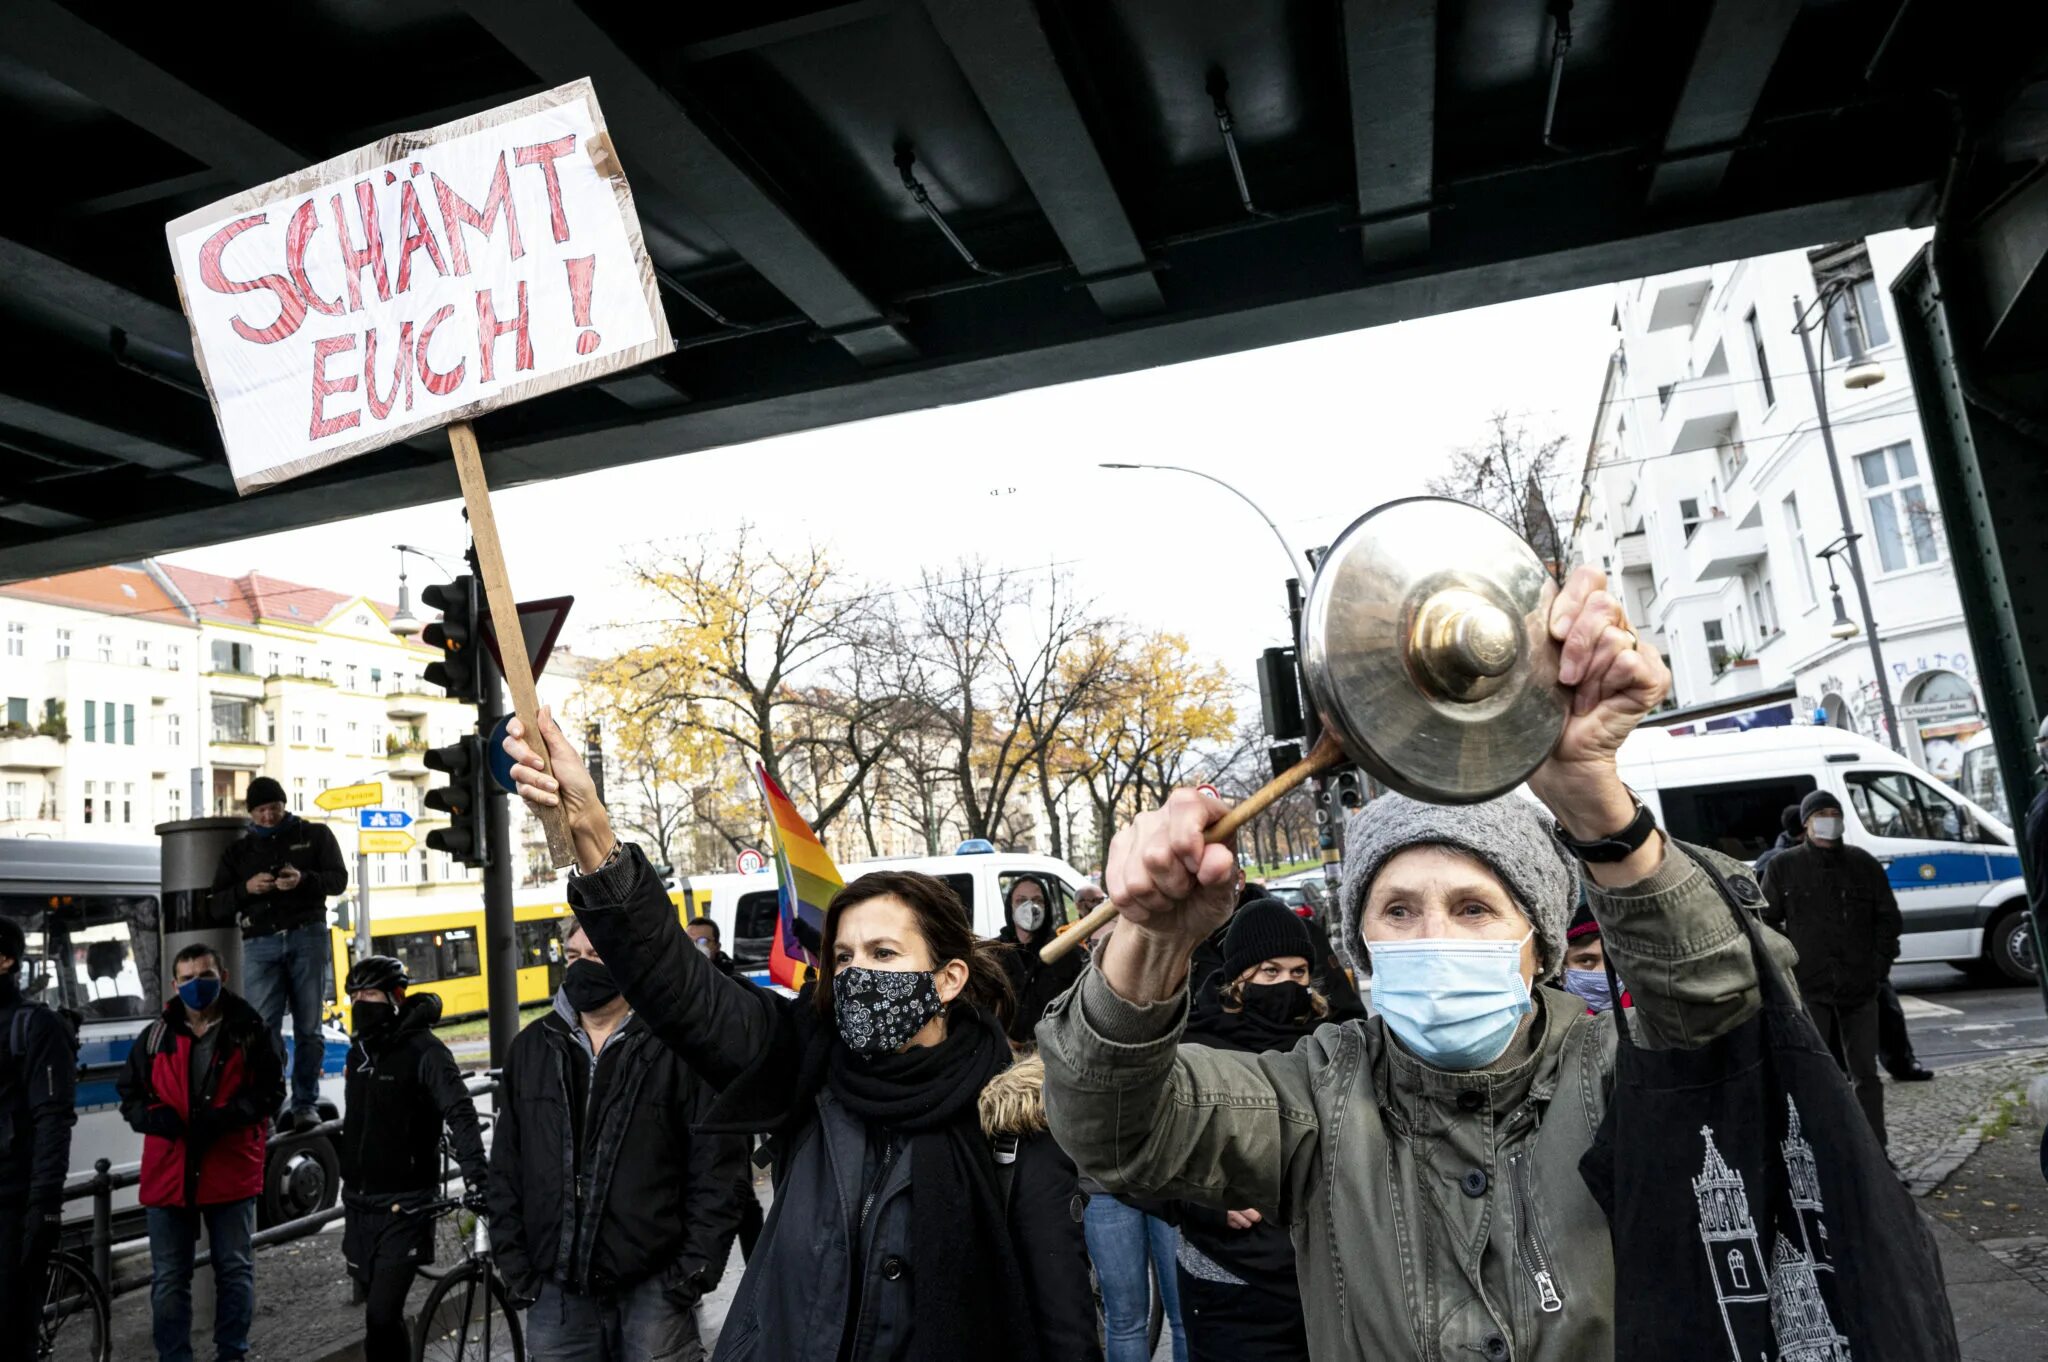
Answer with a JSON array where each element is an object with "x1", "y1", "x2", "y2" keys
[
  {"x1": 990, "y1": 1132, "x2": 1020, "y2": 1215},
  {"x1": 1600, "y1": 841, "x2": 1796, "y2": 1055}
]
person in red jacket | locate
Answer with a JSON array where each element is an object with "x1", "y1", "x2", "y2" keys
[{"x1": 117, "y1": 944, "x2": 285, "y2": 1362}]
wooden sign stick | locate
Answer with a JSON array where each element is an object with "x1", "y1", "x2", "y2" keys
[{"x1": 448, "y1": 420, "x2": 577, "y2": 869}]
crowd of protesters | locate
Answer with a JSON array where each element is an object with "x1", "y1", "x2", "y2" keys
[{"x1": 0, "y1": 559, "x2": 2011, "y2": 1361}]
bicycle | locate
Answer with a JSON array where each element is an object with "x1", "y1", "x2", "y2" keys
[
  {"x1": 407, "y1": 1199, "x2": 524, "y2": 1362},
  {"x1": 36, "y1": 1246, "x2": 112, "y2": 1362}
]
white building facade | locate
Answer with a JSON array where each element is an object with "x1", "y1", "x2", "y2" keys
[{"x1": 1570, "y1": 230, "x2": 1986, "y2": 784}]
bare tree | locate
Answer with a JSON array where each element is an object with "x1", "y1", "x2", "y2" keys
[{"x1": 1425, "y1": 411, "x2": 1572, "y2": 574}]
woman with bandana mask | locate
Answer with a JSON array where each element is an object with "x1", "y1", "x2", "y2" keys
[
  {"x1": 1559, "y1": 900, "x2": 1630, "y2": 1016},
  {"x1": 1172, "y1": 899, "x2": 1320, "y2": 1361},
  {"x1": 1034, "y1": 567, "x2": 1807, "y2": 1362},
  {"x1": 499, "y1": 709, "x2": 1101, "y2": 1362},
  {"x1": 997, "y1": 876, "x2": 1085, "y2": 1044}
]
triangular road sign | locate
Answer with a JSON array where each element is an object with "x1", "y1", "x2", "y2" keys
[{"x1": 481, "y1": 596, "x2": 573, "y2": 681}]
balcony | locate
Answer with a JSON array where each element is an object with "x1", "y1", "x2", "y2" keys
[
  {"x1": 386, "y1": 735, "x2": 431, "y2": 778},
  {"x1": 1614, "y1": 531, "x2": 1652, "y2": 575},
  {"x1": 1643, "y1": 268, "x2": 1712, "y2": 331},
  {"x1": 0, "y1": 732, "x2": 65, "y2": 771},
  {"x1": 386, "y1": 690, "x2": 434, "y2": 719},
  {"x1": 1660, "y1": 373, "x2": 1739, "y2": 457},
  {"x1": 1686, "y1": 511, "x2": 1767, "y2": 580}
]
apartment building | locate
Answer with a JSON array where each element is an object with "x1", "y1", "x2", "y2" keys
[{"x1": 1569, "y1": 229, "x2": 1984, "y2": 783}]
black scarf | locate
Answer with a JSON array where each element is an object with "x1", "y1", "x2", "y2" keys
[
  {"x1": 825, "y1": 1005, "x2": 1038, "y2": 1362},
  {"x1": 1187, "y1": 980, "x2": 1318, "y2": 1054}
]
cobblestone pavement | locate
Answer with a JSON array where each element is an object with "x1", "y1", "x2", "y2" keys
[
  {"x1": 1978, "y1": 1236, "x2": 2048, "y2": 1289},
  {"x1": 1887, "y1": 1046, "x2": 2048, "y2": 1197}
]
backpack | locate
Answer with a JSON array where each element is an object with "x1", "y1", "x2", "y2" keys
[{"x1": 0, "y1": 1000, "x2": 80, "y2": 1158}]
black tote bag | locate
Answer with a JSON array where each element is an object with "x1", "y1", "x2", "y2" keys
[{"x1": 1579, "y1": 845, "x2": 1960, "y2": 1360}]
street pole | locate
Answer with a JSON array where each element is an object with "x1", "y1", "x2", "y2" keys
[
  {"x1": 479, "y1": 642, "x2": 520, "y2": 1069},
  {"x1": 1794, "y1": 294, "x2": 1905, "y2": 754},
  {"x1": 354, "y1": 843, "x2": 370, "y2": 965},
  {"x1": 1099, "y1": 462, "x2": 1313, "y2": 585}
]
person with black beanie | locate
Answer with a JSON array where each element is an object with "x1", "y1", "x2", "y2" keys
[
  {"x1": 1172, "y1": 899, "x2": 1319, "y2": 1361},
  {"x1": 499, "y1": 708, "x2": 1101, "y2": 1362}
]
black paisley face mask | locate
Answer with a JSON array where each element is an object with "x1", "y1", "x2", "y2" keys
[{"x1": 833, "y1": 965, "x2": 944, "y2": 1057}]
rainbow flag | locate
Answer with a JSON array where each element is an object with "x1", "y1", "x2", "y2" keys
[{"x1": 755, "y1": 763, "x2": 841, "y2": 991}]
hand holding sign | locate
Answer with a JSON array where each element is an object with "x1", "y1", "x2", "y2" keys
[{"x1": 168, "y1": 80, "x2": 672, "y2": 868}]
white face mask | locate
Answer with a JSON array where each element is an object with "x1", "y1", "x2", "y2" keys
[
  {"x1": 1012, "y1": 899, "x2": 1047, "y2": 932},
  {"x1": 1810, "y1": 815, "x2": 1844, "y2": 841}
]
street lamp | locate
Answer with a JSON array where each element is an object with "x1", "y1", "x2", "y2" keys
[
  {"x1": 1793, "y1": 285, "x2": 1903, "y2": 753},
  {"x1": 387, "y1": 543, "x2": 468, "y2": 640},
  {"x1": 1097, "y1": 462, "x2": 1313, "y2": 583},
  {"x1": 1817, "y1": 538, "x2": 1861, "y2": 640}
]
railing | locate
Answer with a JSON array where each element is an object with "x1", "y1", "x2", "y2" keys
[{"x1": 56, "y1": 1073, "x2": 498, "y2": 1300}]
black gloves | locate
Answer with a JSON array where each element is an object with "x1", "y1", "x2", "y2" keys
[
  {"x1": 140, "y1": 1104, "x2": 186, "y2": 1140},
  {"x1": 19, "y1": 1205, "x2": 61, "y2": 1267},
  {"x1": 461, "y1": 1186, "x2": 490, "y2": 1216}
]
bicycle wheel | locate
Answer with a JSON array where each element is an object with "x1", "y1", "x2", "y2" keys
[
  {"x1": 38, "y1": 1252, "x2": 112, "y2": 1362},
  {"x1": 413, "y1": 1262, "x2": 524, "y2": 1362}
]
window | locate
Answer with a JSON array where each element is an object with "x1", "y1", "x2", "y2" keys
[
  {"x1": 1658, "y1": 776, "x2": 1818, "y2": 859},
  {"x1": 166, "y1": 785, "x2": 183, "y2": 822},
  {"x1": 211, "y1": 698, "x2": 255, "y2": 744},
  {"x1": 122, "y1": 783, "x2": 134, "y2": 825},
  {"x1": 1728, "y1": 1250, "x2": 1750, "y2": 1291},
  {"x1": 371, "y1": 667, "x2": 383, "y2": 687},
  {"x1": 346, "y1": 665, "x2": 358, "y2": 691},
  {"x1": 1745, "y1": 309, "x2": 1775, "y2": 408},
  {"x1": 267, "y1": 651, "x2": 280, "y2": 677},
  {"x1": 5, "y1": 622, "x2": 21, "y2": 657},
  {"x1": 295, "y1": 655, "x2": 307, "y2": 677},
  {"x1": 5, "y1": 697, "x2": 25, "y2": 727},
  {"x1": 96, "y1": 635, "x2": 112, "y2": 663},
  {"x1": 167, "y1": 644, "x2": 182, "y2": 672},
  {"x1": 167, "y1": 713, "x2": 182, "y2": 747},
  {"x1": 1703, "y1": 619, "x2": 1728, "y2": 671},
  {"x1": 291, "y1": 717, "x2": 304, "y2": 744},
  {"x1": 371, "y1": 928, "x2": 482, "y2": 987},
  {"x1": 1846, "y1": 770, "x2": 1983, "y2": 843},
  {"x1": 320, "y1": 659, "x2": 333, "y2": 681},
  {"x1": 0, "y1": 892, "x2": 159, "y2": 1019},
  {"x1": 316, "y1": 715, "x2": 329, "y2": 746},
  {"x1": 1856, "y1": 442, "x2": 1940, "y2": 572},
  {"x1": 210, "y1": 640, "x2": 254, "y2": 674},
  {"x1": 1750, "y1": 572, "x2": 1780, "y2": 637},
  {"x1": 5, "y1": 781, "x2": 22, "y2": 820},
  {"x1": 1781, "y1": 494, "x2": 1817, "y2": 609},
  {"x1": 731, "y1": 890, "x2": 783, "y2": 972},
  {"x1": 1680, "y1": 498, "x2": 1703, "y2": 542},
  {"x1": 293, "y1": 778, "x2": 306, "y2": 812},
  {"x1": 82, "y1": 781, "x2": 94, "y2": 825},
  {"x1": 84, "y1": 701, "x2": 96, "y2": 743},
  {"x1": 135, "y1": 640, "x2": 150, "y2": 668},
  {"x1": 1825, "y1": 276, "x2": 1890, "y2": 359},
  {"x1": 54, "y1": 629, "x2": 70, "y2": 660},
  {"x1": 516, "y1": 917, "x2": 565, "y2": 972},
  {"x1": 1717, "y1": 440, "x2": 1746, "y2": 486},
  {"x1": 123, "y1": 704, "x2": 135, "y2": 745}
]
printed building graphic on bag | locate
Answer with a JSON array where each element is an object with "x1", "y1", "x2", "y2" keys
[{"x1": 1693, "y1": 1122, "x2": 1852, "y2": 1361}]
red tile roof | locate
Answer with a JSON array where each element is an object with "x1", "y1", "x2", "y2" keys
[
  {"x1": 159, "y1": 564, "x2": 354, "y2": 628},
  {"x1": 0, "y1": 563, "x2": 197, "y2": 626}
]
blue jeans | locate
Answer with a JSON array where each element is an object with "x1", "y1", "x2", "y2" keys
[
  {"x1": 242, "y1": 921, "x2": 328, "y2": 1113},
  {"x1": 525, "y1": 1278, "x2": 704, "y2": 1361},
  {"x1": 146, "y1": 1201, "x2": 257, "y2": 1362},
  {"x1": 1084, "y1": 1193, "x2": 1188, "y2": 1362}
]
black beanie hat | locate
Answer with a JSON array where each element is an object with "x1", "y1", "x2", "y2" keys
[
  {"x1": 0, "y1": 915, "x2": 24, "y2": 967},
  {"x1": 1223, "y1": 899, "x2": 1315, "y2": 981},
  {"x1": 245, "y1": 776, "x2": 287, "y2": 810},
  {"x1": 1799, "y1": 789, "x2": 1843, "y2": 823}
]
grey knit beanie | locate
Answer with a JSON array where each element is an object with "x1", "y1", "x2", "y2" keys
[{"x1": 1337, "y1": 792, "x2": 1580, "y2": 983}]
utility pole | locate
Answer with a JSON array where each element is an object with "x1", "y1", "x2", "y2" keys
[
  {"x1": 478, "y1": 615, "x2": 520, "y2": 1068},
  {"x1": 353, "y1": 845, "x2": 371, "y2": 965}
]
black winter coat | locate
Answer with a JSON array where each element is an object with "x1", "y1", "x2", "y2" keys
[
  {"x1": 567, "y1": 842, "x2": 1101, "y2": 1362},
  {"x1": 340, "y1": 993, "x2": 487, "y2": 1196},
  {"x1": 1760, "y1": 841, "x2": 1902, "y2": 1006},
  {"x1": 2027, "y1": 786, "x2": 2048, "y2": 916},
  {"x1": 488, "y1": 993, "x2": 746, "y2": 1301},
  {"x1": 212, "y1": 816, "x2": 348, "y2": 936},
  {"x1": 0, "y1": 984, "x2": 77, "y2": 1210},
  {"x1": 995, "y1": 924, "x2": 1083, "y2": 1044}
]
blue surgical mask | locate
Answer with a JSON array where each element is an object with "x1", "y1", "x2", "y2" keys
[
  {"x1": 1367, "y1": 930, "x2": 1534, "y2": 1071},
  {"x1": 177, "y1": 976, "x2": 222, "y2": 1012},
  {"x1": 1563, "y1": 967, "x2": 1616, "y2": 1013}
]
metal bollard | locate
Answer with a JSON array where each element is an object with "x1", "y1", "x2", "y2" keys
[{"x1": 91, "y1": 1158, "x2": 113, "y2": 1293}]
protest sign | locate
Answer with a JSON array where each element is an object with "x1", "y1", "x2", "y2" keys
[{"x1": 166, "y1": 78, "x2": 672, "y2": 494}]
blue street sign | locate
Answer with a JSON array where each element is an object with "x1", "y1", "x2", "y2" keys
[{"x1": 359, "y1": 808, "x2": 414, "y2": 830}]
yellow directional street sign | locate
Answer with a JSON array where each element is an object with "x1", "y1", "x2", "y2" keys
[
  {"x1": 359, "y1": 829, "x2": 416, "y2": 855},
  {"x1": 314, "y1": 781, "x2": 383, "y2": 812}
]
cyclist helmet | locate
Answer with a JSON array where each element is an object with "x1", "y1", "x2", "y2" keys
[{"x1": 345, "y1": 955, "x2": 411, "y2": 996}]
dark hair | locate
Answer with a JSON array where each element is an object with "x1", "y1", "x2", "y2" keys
[
  {"x1": 174, "y1": 942, "x2": 225, "y2": 975},
  {"x1": 687, "y1": 916, "x2": 721, "y2": 942},
  {"x1": 814, "y1": 871, "x2": 1014, "y2": 1029},
  {"x1": 0, "y1": 916, "x2": 24, "y2": 965}
]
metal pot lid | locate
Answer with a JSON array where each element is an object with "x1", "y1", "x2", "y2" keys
[{"x1": 1301, "y1": 497, "x2": 1565, "y2": 804}]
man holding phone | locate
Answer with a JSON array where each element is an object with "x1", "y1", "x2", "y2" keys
[{"x1": 211, "y1": 777, "x2": 348, "y2": 1132}]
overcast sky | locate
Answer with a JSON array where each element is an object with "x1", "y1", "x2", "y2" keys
[{"x1": 163, "y1": 281, "x2": 1621, "y2": 703}]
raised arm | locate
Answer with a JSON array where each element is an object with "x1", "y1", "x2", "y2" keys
[{"x1": 505, "y1": 709, "x2": 799, "y2": 1091}]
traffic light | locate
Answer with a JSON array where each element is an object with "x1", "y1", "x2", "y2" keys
[
  {"x1": 424, "y1": 734, "x2": 489, "y2": 869},
  {"x1": 421, "y1": 575, "x2": 482, "y2": 702},
  {"x1": 1332, "y1": 770, "x2": 1366, "y2": 811},
  {"x1": 1256, "y1": 647, "x2": 1305, "y2": 741}
]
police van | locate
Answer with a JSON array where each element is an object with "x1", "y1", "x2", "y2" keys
[
  {"x1": 0, "y1": 838, "x2": 350, "y2": 1235},
  {"x1": 680, "y1": 841, "x2": 1093, "y2": 987},
  {"x1": 1614, "y1": 725, "x2": 2033, "y2": 983}
]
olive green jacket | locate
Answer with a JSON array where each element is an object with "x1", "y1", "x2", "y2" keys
[{"x1": 1037, "y1": 843, "x2": 1796, "y2": 1362}]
